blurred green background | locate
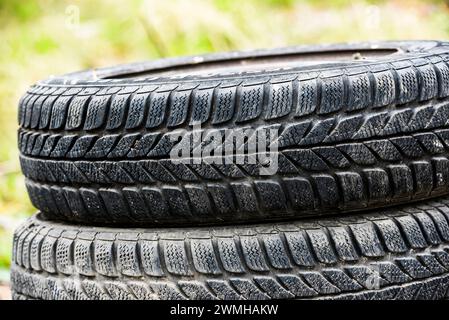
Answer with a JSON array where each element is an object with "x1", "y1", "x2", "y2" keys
[{"x1": 0, "y1": 0, "x2": 448, "y2": 281}]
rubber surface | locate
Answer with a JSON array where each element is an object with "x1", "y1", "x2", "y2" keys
[
  {"x1": 18, "y1": 41, "x2": 449, "y2": 225},
  {"x1": 10, "y1": 195, "x2": 449, "y2": 300}
]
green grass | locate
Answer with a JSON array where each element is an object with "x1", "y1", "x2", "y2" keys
[{"x1": 0, "y1": 0, "x2": 448, "y2": 275}]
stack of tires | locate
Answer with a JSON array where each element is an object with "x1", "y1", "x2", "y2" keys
[{"x1": 11, "y1": 41, "x2": 449, "y2": 300}]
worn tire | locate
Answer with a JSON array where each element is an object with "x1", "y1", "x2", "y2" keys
[
  {"x1": 10, "y1": 195, "x2": 449, "y2": 300},
  {"x1": 19, "y1": 41, "x2": 449, "y2": 226}
]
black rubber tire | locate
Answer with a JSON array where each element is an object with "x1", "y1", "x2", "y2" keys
[
  {"x1": 10, "y1": 195, "x2": 449, "y2": 300},
  {"x1": 18, "y1": 41, "x2": 449, "y2": 226}
]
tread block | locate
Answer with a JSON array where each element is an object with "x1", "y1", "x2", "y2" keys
[
  {"x1": 336, "y1": 172, "x2": 365, "y2": 206},
  {"x1": 49, "y1": 96, "x2": 72, "y2": 129},
  {"x1": 323, "y1": 115, "x2": 364, "y2": 143},
  {"x1": 138, "y1": 240, "x2": 164, "y2": 277},
  {"x1": 254, "y1": 276, "x2": 295, "y2": 299},
  {"x1": 99, "y1": 189, "x2": 130, "y2": 221},
  {"x1": 185, "y1": 186, "x2": 212, "y2": 216},
  {"x1": 146, "y1": 91, "x2": 169, "y2": 128},
  {"x1": 407, "y1": 105, "x2": 435, "y2": 132},
  {"x1": 107, "y1": 134, "x2": 140, "y2": 158},
  {"x1": 229, "y1": 279, "x2": 270, "y2": 300},
  {"x1": 149, "y1": 282, "x2": 186, "y2": 300},
  {"x1": 160, "y1": 160, "x2": 197, "y2": 181},
  {"x1": 143, "y1": 161, "x2": 176, "y2": 182},
  {"x1": 128, "y1": 282, "x2": 154, "y2": 300},
  {"x1": 338, "y1": 143, "x2": 376, "y2": 165},
  {"x1": 20, "y1": 230, "x2": 36, "y2": 269},
  {"x1": 265, "y1": 82, "x2": 293, "y2": 120},
  {"x1": 190, "y1": 239, "x2": 221, "y2": 275},
  {"x1": 254, "y1": 181, "x2": 286, "y2": 212},
  {"x1": 106, "y1": 94, "x2": 130, "y2": 130},
  {"x1": 50, "y1": 135, "x2": 77, "y2": 158},
  {"x1": 350, "y1": 222, "x2": 384, "y2": 257},
  {"x1": 141, "y1": 187, "x2": 169, "y2": 218},
  {"x1": 322, "y1": 269, "x2": 363, "y2": 292},
  {"x1": 284, "y1": 149, "x2": 328, "y2": 171},
  {"x1": 299, "y1": 118, "x2": 335, "y2": 146},
  {"x1": 230, "y1": 183, "x2": 258, "y2": 213},
  {"x1": 63, "y1": 279, "x2": 89, "y2": 300},
  {"x1": 432, "y1": 250, "x2": 449, "y2": 269},
  {"x1": 397, "y1": 68, "x2": 419, "y2": 104},
  {"x1": 262, "y1": 234, "x2": 292, "y2": 269},
  {"x1": 417, "y1": 64, "x2": 438, "y2": 101},
  {"x1": 352, "y1": 112, "x2": 389, "y2": 139},
  {"x1": 122, "y1": 187, "x2": 150, "y2": 221},
  {"x1": 390, "y1": 136, "x2": 424, "y2": 158},
  {"x1": 373, "y1": 71, "x2": 396, "y2": 107},
  {"x1": 212, "y1": 87, "x2": 236, "y2": 124},
  {"x1": 301, "y1": 272, "x2": 340, "y2": 294},
  {"x1": 396, "y1": 257, "x2": 432, "y2": 279},
  {"x1": 190, "y1": 89, "x2": 213, "y2": 124},
  {"x1": 39, "y1": 95, "x2": 59, "y2": 129},
  {"x1": 345, "y1": 265, "x2": 387, "y2": 289},
  {"x1": 414, "y1": 133, "x2": 444, "y2": 154},
  {"x1": 29, "y1": 233, "x2": 44, "y2": 271},
  {"x1": 85, "y1": 134, "x2": 119, "y2": 158},
  {"x1": 427, "y1": 209, "x2": 449, "y2": 241},
  {"x1": 435, "y1": 61, "x2": 449, "y2": 98},
  {"x1": 167, "y1": 91, "x2": 190, "y2": 127},
  {"x1": 104, "y1": 282, "x2": 135, "y2": 300},
  {"x1": 240, "y1": 236, "x2": 269, "y2": 272},
  {"x1": 328, "y1": 227, "x2": 359, "y2": 262},
  {"x1": 388, "y1": 165, "x2": 414, "y2": 199},
  {"x1": 66, "y1": 135, "x2": 95, "y2": 158},
  {"x1": 82, "y1": 280, "x2": 110, "y2": 300},
  {"x1": 94, "y1": 240, "x2": 117, "y2": 277},
  {"x1": 312, "y1": 147, "x2": 350, "y2": 168},
  {"x1": 363, "y1": 168, "x2": 390, "y2": 203},
  {"x1": 65, "y1": 96, "x2": 90, "y2": 130},
  {"x1": 127, "y1": 133, "x2": 158, "y2": 158},
  {"x1": 319, "y1": 77, "x2": 344, "y2": 114},
  {"x1": 412, "y1": 161, "x2": 434, "y2": 196},
  {"x1": 117, "y1": 240, "x2": 141, "y2": 277},
  {"x1": 395, "y1": 215, "x2": 428, "y2": 249},
  {"x1": 417, "y1": 254, "x2": 446, "y2": 275},
  {"x1": 278, "y1": 121, "x2": 310, "y2": 148},
  {"x1": 306, "y1": 229, "x2": 337, "y2": 264},
  {"x1": 55, "y1": 238, "x2": 74, "y2": 274},
  {"x1": 206, "y1": 280, "x2": 243, "y2": 300},
  {"x1": 147, "y1": 132, "x2": 181, "y2": 158},
  {"x1": 374, "y1": 261, "x2": 411, "y2": 284},
  {"x1": 381, "y1": 109, "x2": 414, "y2": 136},
  {"x1": 277, "y1": 274, "x2": 317, "y2": 298},
  {"x1": 216, "y1": 237, "x2": 245, "y2": 274},
  {"x1": 432, "y1": 157, "x2": 449, "y2": 191},
  {"x1": 374, "y1": 220, "x2": 407, "y2": 253},
  {"x1": 283, "y1": 177, "x2": 315, "y2": 210},
  {"x1": 348, "y1": 74, "x2": 372, "y2": 111},
  {"x1": 162, "y1": 240, "x2": 192, "y2": 276},
  {"x1": 207, "y1": 184, "x2": 236, "y2": 215},
  {"x1": 126, "y1": 93, "x2": 149, "y2": 129},
  {"x1": 63, "y1": 187, "x2": 87, "y2": 220},
  {"x1": 413, "y1": 212, "x2": 442, "y2": 245},
  {"x1": 313, "y1": 174, "x2": 339, "y2": 208},
  {"x1": 179, "y1": 281, "x2": 217, "y2": 300},
  {"x1": 296, "y1": 79, "x2": 318, "y2": 117},
  {"x1": 427, "y1": 104, "x2": 449, "y2": 129},
  {"x1": 236, "y1": 85, "x2": 263, "y2": 123},
  {"x1": 73, "y1": 239, "x2": 95, "y2": 276}
]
